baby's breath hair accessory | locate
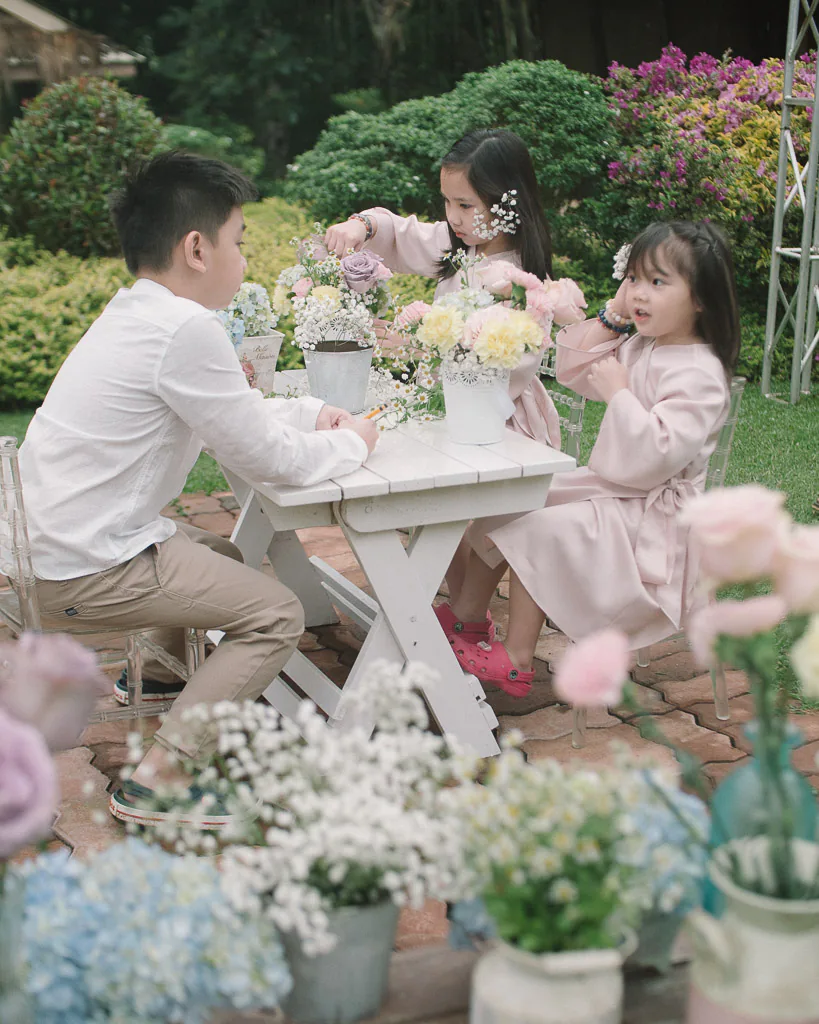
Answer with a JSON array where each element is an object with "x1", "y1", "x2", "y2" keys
[
  {"x1": 612, "y1": 242, "x2": 632, "y2": 281},
  {"x1": 472, "y1": 190, "x2": 521, "y2": 241}
]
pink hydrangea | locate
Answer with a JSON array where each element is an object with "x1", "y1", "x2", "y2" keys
[{"x1": 554, "y1": 629, "x2": 630, "y2": 707}]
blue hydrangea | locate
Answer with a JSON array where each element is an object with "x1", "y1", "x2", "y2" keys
[{"x1": 21, "y1": 839, "x2": 291, "y2": 1023}]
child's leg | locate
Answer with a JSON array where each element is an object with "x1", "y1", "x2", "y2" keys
[
  {"x1": 450, "y1": 549, "x2": 507, "y2": 624},
  {"x1": 444, "y1": 537, "x2": 470, "y2": 606},
  {"x1": 35, "y1": 528, "x2": 304, "y2": 773},
  {"x1": 504, "y1": 570, "x2": 546, "y2": 672}
]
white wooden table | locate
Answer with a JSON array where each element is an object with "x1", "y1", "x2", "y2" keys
[{"x1": 218, "y1": 382, "x2": 576, "y2": 757}]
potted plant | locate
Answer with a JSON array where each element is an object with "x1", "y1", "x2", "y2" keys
[
  {"x1": 218, "y1": 281, "x2": 283, "y2": 395},
  {"x1": 275, "y1": 234, "x2": 394, "y2": 413},
  {"x1": 449, "y1": 730, "x2": 681, "y2": 1024},
  {"x1": 160, "y1": 660, "x2": 470, "y2": 1024},
  {"x1": 392, "y1": 257, "x2": 585, "y2": 444},
  {"x1": 554, "y1": 484, "x2": 819, "y2": 1024}
]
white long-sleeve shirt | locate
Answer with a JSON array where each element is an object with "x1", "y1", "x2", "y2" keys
[{"x1": 19, "y1": 278, "x2": 368, "y2": 580}]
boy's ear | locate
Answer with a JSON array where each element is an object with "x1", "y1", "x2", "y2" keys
[{"x1": 182, "y1": 230, "x2": 208, "y2": 275}]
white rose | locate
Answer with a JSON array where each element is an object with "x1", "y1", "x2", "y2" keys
[{"x1": 790, "y1": 615, "x2": 819, "y2": 699}]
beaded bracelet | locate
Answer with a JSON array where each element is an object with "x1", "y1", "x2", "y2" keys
[
  {"x1": 604, "y1": 300, "x2": 633, "y2": 327},
  {"x1": 348, "y1": 212, "x2": 374, "y2": 242},
  {"x1": 597, "y1": 307, "x2": 632, "y2": 335}
]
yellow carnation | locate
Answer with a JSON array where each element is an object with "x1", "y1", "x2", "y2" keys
[
  {"x1": 473, "y1": 310, "x2": 543, "y2": 369},
  {"x1": 272, "y1": 283, "x2": 291, "y2": 315},
  {"x1": 311, "y1": 285, "x2": 342, "y2": 310},
  {"x1": 416, "y1": 305, "x2": 464, "y2": 354}
]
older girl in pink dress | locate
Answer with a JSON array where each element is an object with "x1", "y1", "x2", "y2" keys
[{"x1": 437, "y1": 221, "x2": 741, "y2": 697}]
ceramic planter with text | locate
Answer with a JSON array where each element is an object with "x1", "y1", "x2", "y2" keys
[{"x1": 218, "y1": 281, "x2": 283, "y2": 394}]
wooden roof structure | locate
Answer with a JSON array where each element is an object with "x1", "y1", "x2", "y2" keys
[{"x1": 0, "y1": 0, "x2": 143, "y2": 93}]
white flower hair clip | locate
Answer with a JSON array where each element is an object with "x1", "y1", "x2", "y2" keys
[
  {"x1": 472, "y1": 190, "x2": 521, "y2": 241},
  {"x1": 612, "y1": 243, "x2": 632, "y2": 281}
]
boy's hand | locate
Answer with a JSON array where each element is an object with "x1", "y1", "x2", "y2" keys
[
  {"x1": 588, "y1": 357, "x2": 629, "y2": 403},
  {"x1": 316, "y1": 404, "x2": 355, "y2": 430},
  {"x1": 343, "y1": 419, "x2": 379, "y2": 454}
]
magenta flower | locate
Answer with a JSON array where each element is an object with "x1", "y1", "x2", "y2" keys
[
  {"x1": 554, "y1": 630, "x2": 630, "y2": 708},
  {"x1": 0, "y1": 707, "x2": 58, "y2": 857}
]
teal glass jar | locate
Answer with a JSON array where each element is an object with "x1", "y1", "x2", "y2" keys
[{"x1": 704, "y1": 720, "x2": 818, "y2": 914}]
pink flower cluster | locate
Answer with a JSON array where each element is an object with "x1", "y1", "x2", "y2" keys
[
  {"x1": 0, "y1": 633, "x2": 108, "y2": 858},
  {"x1": 476, "y1": 260, "x2": 587, "y2": 327}
]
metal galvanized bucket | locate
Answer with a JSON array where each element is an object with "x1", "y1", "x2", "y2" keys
[
  {"x1": 282, "y1": 900, "x2": 400, "y2": 1024},
  {"x1": 304, "y1": 344, "x2": 374, "y2": 414}
]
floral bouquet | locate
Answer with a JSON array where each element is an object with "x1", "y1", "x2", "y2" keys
[
  {"x1": 274, "y1": 233, "x2": 393, "y2": 352},
  {"x1": 218, "y1": 282, "x2": 283, "y2": 394},
  {"x1": 21, "y1": 839, "x2": 291, "y2": 1023},
  {"x1": 152, "y1": 661, "x2": 473, "y2": 956}
]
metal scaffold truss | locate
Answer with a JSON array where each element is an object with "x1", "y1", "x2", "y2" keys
[{"x1": 763, "y1": 0, "x2": 819, "y2": 403}]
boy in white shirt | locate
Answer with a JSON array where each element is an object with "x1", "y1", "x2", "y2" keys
[{"x1": 19, "y1": 152, "x2": 377, "y2": 826}]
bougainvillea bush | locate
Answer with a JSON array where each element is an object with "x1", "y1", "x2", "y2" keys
[{"x1": 559, "y1": 46, "x2": 814, "y2": 303}]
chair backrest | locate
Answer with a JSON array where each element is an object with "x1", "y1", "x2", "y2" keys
[
  {"x1": 539, "y1": 345, "x2": 586, "y2": 463},
  {"x1": 0, "y1": 435, "x2": 41, "y2": 630},
  {"x1": 705, "y1": 376, "x2": 746, "y2": 491}
]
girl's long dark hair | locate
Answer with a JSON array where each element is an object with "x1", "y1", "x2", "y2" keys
[
  {"x1": 626, "y1": 221, "x2": 741, "y2": 375},
  {"x1": 436, "y1": 130, "x2": 553, "y2": 281}
]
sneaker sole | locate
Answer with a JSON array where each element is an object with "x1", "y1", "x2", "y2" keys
[
  {"x1": 113, "y1": 684, "x2": 183, "y2": 706},
  {"x1": 108, "y1": 791, "x2": 234, "y2": 830}
]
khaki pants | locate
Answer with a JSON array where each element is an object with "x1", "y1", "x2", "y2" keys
[{"x1": 35, "y1": 523, "x2": 303, "y2": 759}]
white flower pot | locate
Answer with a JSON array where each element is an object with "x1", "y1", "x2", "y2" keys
[
  {"x1": 685, "y1": 838, "x2": 819, "y2": 1023},
  {"x1": 304, "y1": 344, "x2": 374, "y2": 414},
  {"x1": 442, "y1": 362, "x2": 514, "y2": 445},
  {"x1": 281, "y1": 901, "x2": 399, "y2": 1024},
  {"x1": 470, "y1": 931, "x2": 636, "y2": 1024},
  {"x1": 234, "y1": 331, "x2": 284, "y2": 395}
]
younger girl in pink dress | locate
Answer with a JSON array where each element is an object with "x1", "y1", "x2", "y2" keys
[{"x1": 438, "y1": 220, "x2": 741, "y2": 697}]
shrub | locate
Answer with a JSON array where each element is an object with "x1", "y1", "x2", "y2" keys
[
  {"x1": 0, "y1": 77, "x2": 163, "y2": 258},
  {"x1": 163, "y1": 121, "x2": 266, "y2": 180},
  {"x1": 284, "y1": 61, "x2": 612, "y2": 223}
]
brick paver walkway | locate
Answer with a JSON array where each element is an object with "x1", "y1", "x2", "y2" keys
[{"x1": 14, "y1": 491, "x2": 819, "y2": 962}]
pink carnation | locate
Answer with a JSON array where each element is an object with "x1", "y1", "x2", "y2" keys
[
  {"x1": 292, "y1": 277, "x2": 312, "y2": 299},
  {"x1": 547, "y1": 278, "x2": 587, "y2": 326},
  {"x1": 687, "y1": 595, "x2": 788, "y2": 669},
  {"x1": 524, "y1": 286, "x2": 556, "y2": 327},
  {"x1": 554, "y1": 629, "x2": 630, "y2": 707},
  {"x1": 774, "y1": 524, "x2": 819, "y2": 614},
  {"x1": 475, "y1": 259, "x2": 518, "y2": 297},
  {"x1": 0, "y1": 707, "x2": 58, "y2": 857},
  {"x1": 462, "y1": 304, "x2": 512, "y2": 346},
  {"x1": 394, "y1": 300, "x2": 432, "y2": 330},
  {"x1": 507, "y1": 266, "x2": 542, "y2": 291}
]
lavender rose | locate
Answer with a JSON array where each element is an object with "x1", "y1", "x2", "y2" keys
[
  {"x1": 0, "y1": 707, "x2": 58, "y2": 857},
  {"x1": 340, "y1": 250, "x2": 386, "y2": 293}
]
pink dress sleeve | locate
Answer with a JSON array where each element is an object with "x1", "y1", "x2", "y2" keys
[
  {"x1": 507, "y1": 344, "x2": 560, "y2": 448},
  {"x1": 554, "y1": 319, "x2": 626, "y2": 398},
  {"x1": 588, "y1": 353, "x2": 728, "y2": 491},
  {"x1": 362, "y1": 208, "x2": 451, "y2": 277}
]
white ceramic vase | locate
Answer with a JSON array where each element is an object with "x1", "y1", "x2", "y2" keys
[
  {"x1": 685, "y1": 837, "x2": 819, "y2": 1023},
  {"x1": 442, "y1": 359, "x2": 514, "y2": 445},
  {"x1": 469, "y1": 931, "x2": 637, "y2": 1024},
  {"x1": 303, "y1": 343, "x2": 374, "y2": 414},
  {"x1": 234, "y1": 331, "x2": 284, "y2": 395}
]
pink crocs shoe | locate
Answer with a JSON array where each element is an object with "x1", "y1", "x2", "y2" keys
[
  {"x1": 434, "y1": 602, "x2": 495, "y2": 644},
  {"x1": 451, "y1": 637, "x2": 534, "y2": 698}
]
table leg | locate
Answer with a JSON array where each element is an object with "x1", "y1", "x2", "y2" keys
[{"x1": 337, "y1": 521, "x2": 500, "y2": 757}]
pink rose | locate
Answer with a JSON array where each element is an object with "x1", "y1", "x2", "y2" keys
[
  {"x1": 0, "y1": 707, "x2": 58, "y2": 857},
  {"x1": 375, "y1": 263, "x2": 393, "y2": 281},
  {"x1": 475, "y1": 260, "x2": 518, "y2": 297},
  {"x1": 774, "y1": 525, "x2": 819, "y2": 613},
  {"x1": 0, "y1": 633, "x2": 109, "y2": 751},
  {"x1": 292, "y1": 277, "x2": 312, "y2": 299},
  {"x1": 554, "y1": 629, "x2": 630, "y2": 707},
  {"x1": 507, "y1": 266, "x2": 542, "y2": 291},
  {"x1": 687, "y1": 595, "x2": 788, "y2": 669},
  {"x1": 547, "y1": 279, "x2": 587, "y2": 326},
  {"x1": 683, "y1": 486, "x2": 791, "y2": 586},
  {"x1": 394, "y1": 300, "x2": 432, "y2": 330}
]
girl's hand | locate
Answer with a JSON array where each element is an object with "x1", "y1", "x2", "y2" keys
[
  {"x1": 588, "y1": 357, "x2": 629, "y2": 403},
  {"x1": 325, "y1": 219, "x2": 368, "y2": 256},
  {"x1": 608, "y1": 278, "x2": 631, "y2": 322}
]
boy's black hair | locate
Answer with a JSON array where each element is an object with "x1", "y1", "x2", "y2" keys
[
  {"x1": 109, "y1": 151, "x2": 259, "y2": 274},
  {"x1": 626, "y1": 220, "x2": 741, "y2": 375},
  {"x1": 437, "y1": 129, "x2": 553, "y2": 281}
]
